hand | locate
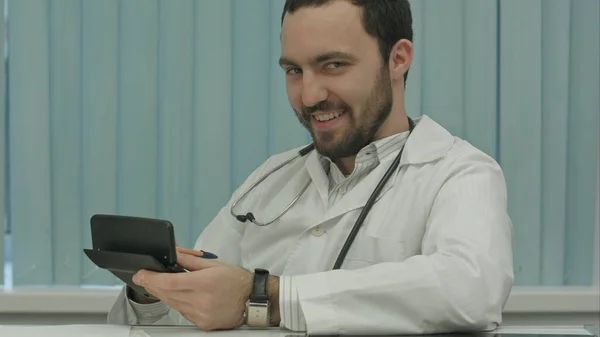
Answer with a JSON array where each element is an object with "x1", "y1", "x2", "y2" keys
[{"x1": 132, "y1": 253, "x2": 252, "y2": 331}]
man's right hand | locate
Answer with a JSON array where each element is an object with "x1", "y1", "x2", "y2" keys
[{"x1": 127, "y1": 286, "x2": 160, "y2": 304}]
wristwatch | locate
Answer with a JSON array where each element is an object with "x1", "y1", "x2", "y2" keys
[{"x1": 245, "y1": 268, "x2": 270, "y2": 327}]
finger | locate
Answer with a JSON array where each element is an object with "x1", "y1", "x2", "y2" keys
[
  {"x1": 133, "y1": 269, "x2": 195, "y2": 291},
  {"x1": 176, "y1": 252, "x2": 222, "y2": 271},
  {"x1": 132, "y1": 269, "x2": 159, "y2": 286}
]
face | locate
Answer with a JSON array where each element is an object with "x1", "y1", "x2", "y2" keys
[{"x1": 280, "y1": 1, "x2": 394, "y2": 159}]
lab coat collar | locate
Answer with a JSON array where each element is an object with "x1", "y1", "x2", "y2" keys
[
  {"x1": 304, "y1": 114, "x2": 454, "y2": 217},
  {"x1": 400, "y1": 115, "x2": 455, "y2": 166}
]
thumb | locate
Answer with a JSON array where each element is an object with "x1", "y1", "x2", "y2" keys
[{"x1": 177, "y1": 251, "x2": 222, "y2": 271}]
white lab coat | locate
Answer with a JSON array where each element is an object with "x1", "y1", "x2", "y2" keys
[{"x1": 108, "y1": 115, "x2": 514, "y2": 335}]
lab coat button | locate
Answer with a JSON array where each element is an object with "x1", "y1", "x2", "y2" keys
[
  {"x1": 311, "y1": 226, "x2": 325, "y2": 237},
  {"x1": 339, "y1": 188, "x2": 347, "y2": 194}
]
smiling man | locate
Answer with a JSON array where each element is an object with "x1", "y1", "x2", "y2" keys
[
  {"x1": 107, "y1": 0, "x2": 514, "y2": 335},
  {"x1": 279, "y1": 1, "x2": 410, "y2": 175}
]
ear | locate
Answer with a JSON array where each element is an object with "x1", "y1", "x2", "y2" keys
[{"x1": 388, "y1": 39, "x2": 413, "y2": 82}]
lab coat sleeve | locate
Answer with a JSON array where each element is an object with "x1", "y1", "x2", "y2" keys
[
  {"x1": 106, "y1": 155, "x2": 280, "y2": 326},
  {"x1": 289, "y1": 151, "x2": 514, "y2": 335},
  {"x1": 106, "y1": 286, "x2": 195, "y2": 326}
]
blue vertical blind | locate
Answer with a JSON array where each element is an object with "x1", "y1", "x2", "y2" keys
[
  {"x1": 2, "y1": 0, "x2": 599, "y2": 287},
  {"x1": 0, "y1": 0, "x2": 5, "y2": 285}
]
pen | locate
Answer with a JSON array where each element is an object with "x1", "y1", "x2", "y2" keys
[{"x1": 176, "y1": 246, "x2": 218, "y2": 259}]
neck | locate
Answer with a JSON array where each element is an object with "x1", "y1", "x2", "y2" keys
[
  {"x1": 333, "y1": 157, "x2": 356, "y2": 176},
  {"x1": 333, "y1": 107, "x2": 409, "y2": 176}
]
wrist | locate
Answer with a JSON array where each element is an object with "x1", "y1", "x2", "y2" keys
[
  {"x1": 268, "y1": 275, "x2": 280, "y2": 326},
  {"x1": 244, "y1": 270, "x2": 281, "y2": 327}
]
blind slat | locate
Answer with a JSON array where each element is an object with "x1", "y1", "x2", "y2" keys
[
  {"x1": 563, "y1": 0, "x2": 600, "y2": 285},
  {"x1": 191, "y1": 0, "x2": 234, "y2": 242},
  {"x1": 0, "y1": 0, "x2": 5, "y2": 284},
  {"x1": 81, "y1": 0, "x2": 119, "y2": 286},
  {"x1": 499, "y1": 0, "x2": 544, "y2": 285},
  {"x1": 540, "y1": 0, "x2": 571, "y2": 286},
  {"x1": 157, "y1": 0, "x2": 195, "y2": 249},
  {"x1": 421, "y1": 0, "x2": 465, "y2": 138},
  {"x1": 49, "y1": 0, "x2": 83, "y2": 286},
  {"x1": 117, "y1": 0, "x2": 159, "y2": 218},
  {"x1": 231, "y1": 0, "x2": 272, "y2": 191},
  {"x1": 463, "y1": 0, "x2": 498, "y2": 159},
  {"x1": 9, "y1": 0, "x2": 53, "y2": 286}
]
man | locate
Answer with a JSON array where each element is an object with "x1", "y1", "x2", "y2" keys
[{"x1": 107, "y1": 0, "x2": 514, "y2": 334}]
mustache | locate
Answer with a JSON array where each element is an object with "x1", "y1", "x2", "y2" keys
[{"x1": 302, "y1": 100, "x2": 351, "y2": 116}]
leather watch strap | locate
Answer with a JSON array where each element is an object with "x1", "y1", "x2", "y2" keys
[
  {"x1": 245, "y1": 268, "x2": 271, "y2": 327},
  {"x1": 249, "y1": 268, "x2": 269, "y2": 302}
]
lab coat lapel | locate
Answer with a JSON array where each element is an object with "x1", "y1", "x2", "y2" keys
[
  {"x1": 305, "y1": 149, "x2": 330, "y2": 207},
  {"x1": 321, "y1": 115, "x2": 454, "y2": 223}
]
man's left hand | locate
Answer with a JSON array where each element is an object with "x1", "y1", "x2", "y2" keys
[{"x1": 132, "y1": 253, "x2": 252, "y2": 331}]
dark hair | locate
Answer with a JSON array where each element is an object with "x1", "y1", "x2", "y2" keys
[{"x1": 281, "y1": 0, "x2": 413, "y2": 84}]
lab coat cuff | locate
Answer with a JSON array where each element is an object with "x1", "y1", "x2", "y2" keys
[
  {"x1": 126, "y1": 287, "x2": 170, "y2": 325},
  {"x1": 279, "y1": 275, "x2": 307, "y2": 331},
  {"x1": 107, "y1": 286, "x2": 138, "y2": 325},
  {"x1": 293, "y1": 272, "x2": 339, "y2": 334},
  {"x1": 129, "y1": 299, "x2": 170, "y2": 319}
]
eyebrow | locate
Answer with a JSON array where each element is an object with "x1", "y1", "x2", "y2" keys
[{"x1": 278, "y1": 51, "x2": 357, "y2": 68}]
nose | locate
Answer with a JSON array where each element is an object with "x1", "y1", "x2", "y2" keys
[{"x1": 301, "y1": 73, "x2": 328, "y2": 108}]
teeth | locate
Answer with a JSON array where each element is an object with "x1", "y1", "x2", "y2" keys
[{"x1": 314, "y1": 111, "x2": 343, "y2": 122}]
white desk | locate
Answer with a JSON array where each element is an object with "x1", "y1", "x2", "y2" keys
[
  {"x1": 0, "y1": 325, "x2": 597, "y2": 337},
  {"x1": 133, "y1": 325, "x2": 598, "y2": 336}
]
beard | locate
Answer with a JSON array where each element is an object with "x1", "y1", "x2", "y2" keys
[{"x1": 294, "y1": 67, "x2": 393, "y2": 159}]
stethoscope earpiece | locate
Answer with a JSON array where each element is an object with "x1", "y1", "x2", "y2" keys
[{"x1": 235, "y1": 213, "x2": 256, "y2": 223}]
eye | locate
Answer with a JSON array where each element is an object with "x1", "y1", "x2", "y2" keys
[
  {"x1": 285, "y1": 67, "x2": 302, "y2": 75},
  {"x1": 325, "y1": 62, "x2": 346, "y2": 69}
]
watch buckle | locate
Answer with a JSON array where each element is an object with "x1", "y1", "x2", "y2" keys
[{"x1": 245, "y1": 300, "x2": 270, "y2": 327}]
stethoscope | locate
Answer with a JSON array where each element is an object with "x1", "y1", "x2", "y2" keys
[{"x1": 230, "y1": 116, "x2": 416, "y2": 270}]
